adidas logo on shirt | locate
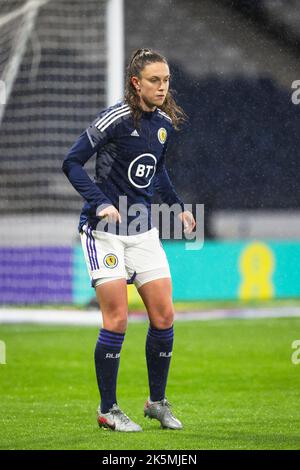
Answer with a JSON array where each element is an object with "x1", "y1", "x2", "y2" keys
[{"x1": 131, "y1": 129, "x2": 139, "y2": 137}]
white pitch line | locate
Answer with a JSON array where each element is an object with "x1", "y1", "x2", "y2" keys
[
  {"x1": 174, "y1": 307, "x2": 300, "y2": 321},
  {"x1": 0, "y1": 307, "x2": 300, "y2": 326}
]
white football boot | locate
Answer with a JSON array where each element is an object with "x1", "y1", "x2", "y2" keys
[
  {"x1": 97, "y1": 404, "x2": 142, "y2": 432},
  {"x1": 144, "y1": 398, "x2": 183, "y2": 430}
]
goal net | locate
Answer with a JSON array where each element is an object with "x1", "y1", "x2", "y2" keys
[{"x1": 0, "y1": 0, "x2": 117, "y2": 306}]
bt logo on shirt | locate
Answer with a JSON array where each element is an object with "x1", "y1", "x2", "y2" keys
[{"x1": 128, "y1": 153, "x2": 157, "y2": 188}]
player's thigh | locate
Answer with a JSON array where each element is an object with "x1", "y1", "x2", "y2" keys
[
  {"x1": 138, "y1": 277, "x2": 175, "y2": 329},
  {"x1": 95, "y1": 278, "x2": 128, "y2": 333}
]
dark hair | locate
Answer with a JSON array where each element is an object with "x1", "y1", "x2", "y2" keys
[{"x1": 124, "y1": 48, "x2": 187, "y2": 130}]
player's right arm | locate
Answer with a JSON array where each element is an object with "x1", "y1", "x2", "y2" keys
[{"x1": 62, "y1": 115, "x2": 120, "y2": 222}]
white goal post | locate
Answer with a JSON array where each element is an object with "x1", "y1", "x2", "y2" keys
[{"x1": 107, "y1": 0, "x2": 124, "y2": 107}]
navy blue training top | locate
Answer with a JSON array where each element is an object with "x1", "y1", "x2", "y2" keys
[{"x1": 62, "y1": 101, "x2": 184, "y2": 235}]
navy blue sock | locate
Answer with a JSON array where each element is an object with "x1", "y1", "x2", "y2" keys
[
  {"x1": 94, "y1": 328, "x2": 125, "y2": 413},
  {"x1": 146, "y1": 325, "x2": 174, "y2": 402}
]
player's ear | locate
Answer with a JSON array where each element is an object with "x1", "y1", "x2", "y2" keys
[{"x1": 131, "y1": 76, "x2": 140, "y2": 92}]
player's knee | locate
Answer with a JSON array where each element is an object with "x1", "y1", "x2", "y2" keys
[
  {"x1": 111, "y1": 319, "x2": 128, "y2": 334},
  {"x1": 101, "y1": 304, "x2": 128, "y2": 333},
  {"x1": 153, "y1": 306, "x2": 174, "y2": 329}
]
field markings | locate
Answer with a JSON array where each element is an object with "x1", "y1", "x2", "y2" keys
[{"x1": 0, "y1": 307, "x2": 300, "y2": 325}]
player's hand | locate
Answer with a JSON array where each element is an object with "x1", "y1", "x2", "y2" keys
[
  {"x1": 178, "y1": 210, "x2": 196, "y2": 234},
  {"x1": 97, "y1": 205, "x2": 122, "y2": 223}
]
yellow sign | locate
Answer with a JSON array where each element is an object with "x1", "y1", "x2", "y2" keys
[{"x1": 239, "y1": 242, "x2": 275, "y2": 299}]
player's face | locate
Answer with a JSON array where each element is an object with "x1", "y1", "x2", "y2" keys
[{"x1": 133, "y1": 62, "x2": 170, "y2": 111}]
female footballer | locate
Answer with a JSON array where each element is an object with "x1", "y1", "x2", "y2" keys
[{"x1": 62, "y1": 48, "x2": 195, "y2": 432}]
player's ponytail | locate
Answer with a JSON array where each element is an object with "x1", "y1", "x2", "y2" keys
[{"x1": 125, "y1": 48, "x2": 187, "y2": 130}]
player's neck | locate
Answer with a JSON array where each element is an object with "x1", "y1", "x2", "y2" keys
[{"x1": 139, "y1": 97, "x2": 156, "y2": 113}]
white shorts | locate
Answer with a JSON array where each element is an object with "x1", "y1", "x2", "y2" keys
[{"x1": 80, "y1": 225, "x2": 171, "y2": 289}]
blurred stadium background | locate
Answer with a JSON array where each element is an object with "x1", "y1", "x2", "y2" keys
[
  {"x1": 0, "y1": 0, "x2": 299, "y2": 315},
  {"x1": 1, "y1": 0, "x2": 300, "y2": 452}
]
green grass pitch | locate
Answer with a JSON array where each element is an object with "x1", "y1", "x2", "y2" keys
[{"x1": 0, "y1": 318, "x2": 300, "y2": 450}]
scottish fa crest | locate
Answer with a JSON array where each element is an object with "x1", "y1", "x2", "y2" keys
[
  {"x1": 103, "y1": 254, "x2": 118, "y2": 268},
  {"x1": 157, "y1": 127, "x2": 167, "y2": 144}
]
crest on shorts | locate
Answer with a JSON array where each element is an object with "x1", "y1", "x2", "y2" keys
[
  {"x1": 157, "y1": 127, "x2": 167, "y2": 144},
  {"x1": 103, "y1": 253, "x2": 118, "y2": 268}
]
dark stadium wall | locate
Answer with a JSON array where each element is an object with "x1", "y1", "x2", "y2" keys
[
  {"x1": 165, "y1": 66, "x2": 300, "y2": 211},
  {"x1": 125, "y1": 0, "x2": 300, "y2": 215}
]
